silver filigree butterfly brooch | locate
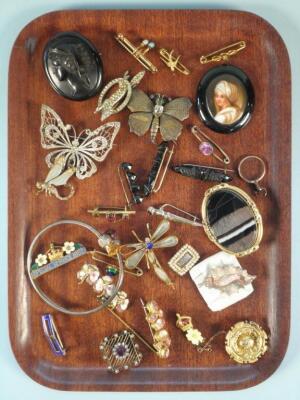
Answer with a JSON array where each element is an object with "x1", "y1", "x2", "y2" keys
[
  {"x1": 36, "y1": 105, "x2": 120, "y2": 200},
  {"x1": 127, "y1": 89, "x2": 192, "y2": 143}
]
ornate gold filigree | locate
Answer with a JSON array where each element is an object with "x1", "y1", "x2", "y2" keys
[{"x1": 225, "y1": 321, "x2": 268, "y2": 363}]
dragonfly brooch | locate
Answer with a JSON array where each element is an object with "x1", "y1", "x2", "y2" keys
[{"x1": 122, "y1": 219, "x2": 178, "y2": 287}]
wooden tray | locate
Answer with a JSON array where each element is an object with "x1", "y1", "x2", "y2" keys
[{"x1": 8, "y1": 10, "x2": 291, "y2": 391}]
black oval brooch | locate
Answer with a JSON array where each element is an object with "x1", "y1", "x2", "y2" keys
[
  {"x1": 196, "y1": 65, "x2": 254, "y2": 134},
  {"x1": 43, "y1": 32, "x2": 103, "y2": 101}
]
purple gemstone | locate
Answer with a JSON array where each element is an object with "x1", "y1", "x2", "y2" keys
[
  {"x1": 116, "y1": 344, "x2": 127, "y2": 357},
  {"x1": 199, "y1": 141, "x2": 214, "y2": 156},
  {"x1": 146, "y1": 242, "x2": 154, "y2": 250}
]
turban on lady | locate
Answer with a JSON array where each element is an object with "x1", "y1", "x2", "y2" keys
[
  {"x1": 215, "y1": 80, "x2": 241, "y2": 107},
  {"x1": 213, "y1": 80, "x2": 244, "y2": 124}
]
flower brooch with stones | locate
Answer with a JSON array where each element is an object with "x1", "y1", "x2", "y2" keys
[
  {"x1": 99, "y1": 330, "x2": 143, "y2": 373},
  {"x1": 77, "y1": 263, "x2": 129, "y2": 312},
  {"x1": 143, "y1": 300, "x2": 171, "y2": 359}
]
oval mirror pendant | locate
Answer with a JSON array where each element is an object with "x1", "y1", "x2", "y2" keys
[
  {"x1": 201, "y1": 183, "x2": 263, "y2": 257},
  {"x1": 43, "y1": 32, "x2": 103, "y2": 101},
  {"x1": 196, "y1": 65, "x2": 254, "y2": 134}
]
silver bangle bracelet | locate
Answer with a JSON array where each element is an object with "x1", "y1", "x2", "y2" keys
[{"x1": 26, "y1": 219, "x2": 124, "y2": 316}]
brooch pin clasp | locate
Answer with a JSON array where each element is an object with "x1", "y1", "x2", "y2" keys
[
  {"x1": 115, "y1": 34, "x2": 158, "y2": 73},
  {"x1": 200, "y1": 41, "x2": 246, "y2": 64},
  {"x1": 159, "y1": 48, "x2": 190, "y2": 75}
]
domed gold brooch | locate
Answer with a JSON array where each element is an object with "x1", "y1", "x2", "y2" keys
[{"x1": 225, "y1": 321, "x2": 268, "y2": 364}]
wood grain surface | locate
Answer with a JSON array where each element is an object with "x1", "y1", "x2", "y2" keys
[{"x1": 8, "y1": 9, "x2": 291, "y2": 391}]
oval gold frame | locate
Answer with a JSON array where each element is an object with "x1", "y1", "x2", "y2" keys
[{"x1": 201, "y1": 183, "x2": 263, "y2": 257}]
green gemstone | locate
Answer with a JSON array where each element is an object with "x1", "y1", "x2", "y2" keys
[
  {"x1": 106, "y1": 266, "x2": 118, "y2": 276},
  {"x1": 74, "y1": 243, "x2": 81, "y2": 249},
  {"x1": 31, "y1": 263, "x2": 39, "y2": 271}
]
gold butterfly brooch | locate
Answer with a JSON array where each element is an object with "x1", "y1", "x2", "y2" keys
[{"x1": 127, "y1": 89, "x2": 192, "y2": 143}]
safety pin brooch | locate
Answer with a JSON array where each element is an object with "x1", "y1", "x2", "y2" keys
[
  {"x1": 120, "y1": 141, "x2": 174, "y2": 204},
  {"x1": 115, "y1": 33, "x2": 158, "y2": 73},
  {"x1": 143, "y1": 141, "x2": 175, "y2": 196},
  {"x1": 88, "y1": 157, "x2": 138, "y2": 220},
  {"x1": 90, "y1": 250, "x2": 143, "y2": 277},
  {"x1": 41, "y1": 314, "x2": 66, "y2": 356},
  {"x1": 200, "y1": 41, "x2": 246, "y2": 64},
  {"x1": 148, "y1": 204, "x2": 202, "y2": 227},
  {"x1": 191, "y1": 125, "x2": 231, "y2": 165},
  {"x1": 159, "y1": 48, "x2": 190, "y2": 75}
]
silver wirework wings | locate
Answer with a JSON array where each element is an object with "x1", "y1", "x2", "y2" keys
[{"x1": 40, "y1": 105, "x2": 121, "y2": 180}]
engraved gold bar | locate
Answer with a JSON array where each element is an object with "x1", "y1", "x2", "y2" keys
[
  {"x1": 115, "y1": 33, "x2": 158, "y2": 73},
  {"x1": 88, "y1": 207, "x2": 136, "y2": 217}
]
